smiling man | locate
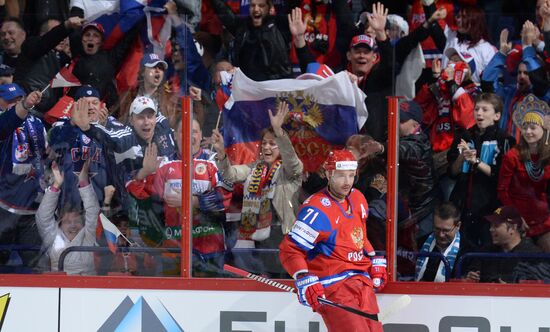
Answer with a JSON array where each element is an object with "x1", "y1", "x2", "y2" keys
[{"x1": 0, "y1": 17, "x2": 26, "y2": 68}]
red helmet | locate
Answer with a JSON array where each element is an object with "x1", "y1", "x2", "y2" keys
[{"x1": 323, "y1": 149, "x2": 358, "y2": 172}]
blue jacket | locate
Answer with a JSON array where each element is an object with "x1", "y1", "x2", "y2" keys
[{"x1": 0, "y1": 108, "x2": 47, "y2": 214}]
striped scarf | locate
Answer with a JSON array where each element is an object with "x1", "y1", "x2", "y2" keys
[{"x1": 415, "y1": 231, "x2": 460, "y2": 282}]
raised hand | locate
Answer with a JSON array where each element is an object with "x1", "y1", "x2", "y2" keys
[
  {"x1": 428, "y1": 7, "x2": 447, "y2": 23},
  {"x1": 288, "y1": 7, "x2": 307, "y2": 48},
  {"x1": 211, "y1": 129, "x2": 226, "y2": 159},
  {"x1": 104, "y1": 185, "x2": 116, "y2": 205},
  {"x1": 189, "y1": 86, "x2": 202, "y2": 101},
  {"x1": 164, "y1": 0, "x2": 177, "y2": 16},
  {"x1": 268, "y1": 101, "x2": 289, "y2": 137},
  {"x1": 24, "y1": 90, "x2": 42, "y2": 109},
  {"x1": 432, "y1": 58, "x2": 442, "y2": 77},
  {"x1": 51, "y1": 161, "x2": 64, "y2": 189},
  {"x1": 64, "y1": 16, "x2": 84, "y2": 30},
  {"x1": 499, "y1": 29, "x2": 512, "y2": 55},
  {"x1": 138, "y1": 143, "x2": 160, "y2": 180},
  {"x1": 97, "y1": 102, "x2": 108, "y2": 125},
  {"x1": 78, "y1": 158, "x2": 91, "y2": 183},
  {"x1": 367, "y1": 2, "x2": 388, "y2": 39},
  {"x1": 71, "y1": 98, "x2": 91, "y2": 131},
  {"x1": 521, "y1": 20, "x2": 536, "y2": 46}
]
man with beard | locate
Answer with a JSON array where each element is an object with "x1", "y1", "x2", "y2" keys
[{"x1": 482, "y1": 25, "x2": 550, "y2": 141}]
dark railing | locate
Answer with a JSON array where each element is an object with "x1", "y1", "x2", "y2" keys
[
  {"x1": 58, "y1": 246, "x2": 181, "y2": 272},
  {"x1": 455, "y1": 252, "x2": 550, "y2": 279}
]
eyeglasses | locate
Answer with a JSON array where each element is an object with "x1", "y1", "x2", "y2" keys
[{"x1": 434, "y1": 224, "x2": 458, "y2": 235}]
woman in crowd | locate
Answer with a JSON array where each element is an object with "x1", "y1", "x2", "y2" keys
[
  {"x1": 498, "y1": 94, "x2": 550, "y2": 252},
  {"x1": 211, "y1": 101, "x2": 302, "y2": 277},
  {"x1": 35, "y1": 159, "x2": 99, "y2": 275}
]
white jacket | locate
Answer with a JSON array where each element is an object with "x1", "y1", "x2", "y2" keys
[{"x1": 35, "y1": 184, "x2": 99, "y2": 275}]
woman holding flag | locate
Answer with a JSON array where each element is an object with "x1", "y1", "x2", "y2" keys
[{"x1": 211, "y1": 101, "x2": 303, "y2": 276}]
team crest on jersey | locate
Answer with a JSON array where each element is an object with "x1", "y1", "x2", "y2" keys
[
  {"x1": 320, "y1": 197, "x2": 331, "y2": 207},
  {"x1": 350, "y1": 227, "x2": 363, "y2": 250},
  {"x1": 15, "y1": 143, "x2": 29, "y2": 162},
  {"x1": 195, "y1": 163, "x2": 207, "y2": 175},
  {"x1": 82, "y1": 134, "x2": 91, "y2": 144}
]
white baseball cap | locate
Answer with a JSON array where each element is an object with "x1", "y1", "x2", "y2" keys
[{"x1": 130, "y1": 96, "x2": 157, "y2": 115}]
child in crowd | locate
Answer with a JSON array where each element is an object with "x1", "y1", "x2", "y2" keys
[
  {"x1": 448, "y1": 93, "x2": 515, "y2": 247},
  {"x1": 35, "y1": 159, "x2": 99, "y2": 275}
]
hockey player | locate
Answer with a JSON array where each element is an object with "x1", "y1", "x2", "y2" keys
[{"x1": 279, "y1": 149, "x2": 386, "y2": 332}]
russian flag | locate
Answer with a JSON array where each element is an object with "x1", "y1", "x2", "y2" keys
[
  {"x1": 223, "y1": 69, "x2": 368, "y2": 172},
  {"x1": 99, "y1": 213, "x2": 122, "y2": 254}
]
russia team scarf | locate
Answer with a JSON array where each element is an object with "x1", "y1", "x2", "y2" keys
[
  {"x1": 415, "y1": 231, "x2": 460, "y2": 282},
  {"x1": 239, "y1": 159, "x2": 282, "y2": 243},
  {"x1": 12, "y1": 117, "x2": 44, "y2": 182}
]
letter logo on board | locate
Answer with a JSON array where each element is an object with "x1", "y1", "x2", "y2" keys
[{"x1": 98, "y1": 296, "x2": 184, "y2": 332}]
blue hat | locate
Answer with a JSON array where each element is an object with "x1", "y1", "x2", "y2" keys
[
  {"x1": 0, "y1": 64, "x2": 14, "y2": 77},
  {"x1": 0, "y1": 83, "x2": 25, "y2": 101},
  {"x1": 140, "y1": 53, "x2": 168, "y2": 70},
  {"x1": 74, "y1": 85, "x2": 100, "y2": 101},
  {"x1": 399, "y1": 100, "x2": 422, "y2": 123}
]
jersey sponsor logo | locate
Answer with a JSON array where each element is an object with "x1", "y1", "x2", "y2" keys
[
  {"x1": 347, "y1": 250, "x2": 364, "y2": 262},
  {"x1": 351, "y1": 227, "x2": 364, "y2": 250},
  {"x1": 320, "y1": 197, "x2": 331, "y2": 207},
  {"x1": 291, "y1": 221, "x2": 319, "y2": 244}
]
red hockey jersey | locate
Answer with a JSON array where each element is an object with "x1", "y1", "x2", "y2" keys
[{"x1": 279, "y1": 188, "x2": 376, "y2": 287}]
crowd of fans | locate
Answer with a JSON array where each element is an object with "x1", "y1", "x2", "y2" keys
[{"x1": 0, "y1": 0, "x2": 549, "y2": 283}]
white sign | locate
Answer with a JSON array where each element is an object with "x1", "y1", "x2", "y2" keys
[{"x1": 0, "y1": 287, "x2": 58, "y2": 332}]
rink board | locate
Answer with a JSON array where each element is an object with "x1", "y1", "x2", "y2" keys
[{"x1": 0, "y1": 287, "x2": 548, "y2": 331}]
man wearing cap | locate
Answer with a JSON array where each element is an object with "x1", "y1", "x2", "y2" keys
[
  {"x1": 118, "y1": 53, "x2": 170, "y2": 123},
  {"x1": 13, "y1": 16, "x2": 83, "y2": 117},
  {"x1": 280, "y1": 150, "x2": 384, "y2": 331},
  {"x1": 465, "y1": 206, "x2": 546, "y2": 283},
  {"x1": 0, "y1": 84, "x2": 46, "y2": 268},
  {"x1": 71, "y1": 95, "x2": 175, "y2": 197},
  {"x1": 71, "y1": 19, "x2": 142, "y2": 108},
  {"x1": 347, "y1": 3, "x2": 393, "y2": 142},
  {"x1": 49, "y1": 85, "x2": 125, "y2": 207},
  {"x1": 397, "y1": 100, "x2": 436, "y2": 238}
]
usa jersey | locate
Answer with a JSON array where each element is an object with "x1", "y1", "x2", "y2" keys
[{"x1": 279, "y1": 189, "x2": 375, "y2": 287}]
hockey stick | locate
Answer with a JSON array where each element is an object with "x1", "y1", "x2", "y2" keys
[{"x1": 224, "y1": 264, "x2": 379, "y2": 321}]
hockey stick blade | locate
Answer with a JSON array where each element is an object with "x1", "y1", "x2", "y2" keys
[
  {"x1": 223, "y1": 264, "x2": 378, "y2": 321},
  {"x1": 378, "y1": 295, "x2": 412, "y2": 321}
]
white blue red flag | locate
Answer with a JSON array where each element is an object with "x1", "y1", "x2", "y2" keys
[
  {"x1": 223, "y1": 69, "x2": 368, "y2": 172},
  {"x1": 99, "y1": 213, "x2": 122, "y2": 254}
]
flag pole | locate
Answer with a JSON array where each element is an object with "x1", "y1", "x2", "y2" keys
[
  {"x1": 210, "y1": 110, "x2": 222, "y2": 151},
  {"x1": 40, "y1": 83, "x2": 51, "y2": 94}
]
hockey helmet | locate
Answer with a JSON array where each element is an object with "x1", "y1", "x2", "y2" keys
[{"x1": 323, "y1": 149, "x2": 358, "y2": 172}]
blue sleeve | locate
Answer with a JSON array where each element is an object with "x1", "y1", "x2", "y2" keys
[
  {"x1": 174, "y1": 24, "x2": 212, "y2": 94},
  {"x1": 288, "y1": 205, "x2": 332, "y2": 252},
  {"x1": 481, "y1": 51, "x2": 506, "y2": 95},
  {"x1": 84, "y1": 124, "x2": 134, "y2": 153},
  {"x1": 0, "y1": 107, "x2": 23, "y2": 140},
  {"x1": 49, "y1": 121, "x2": 80, "y2": 149},
  {"x1": 522, "y1": 46, "x2": 540, "y2": 72}
]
